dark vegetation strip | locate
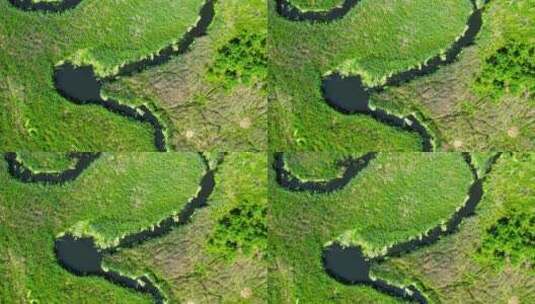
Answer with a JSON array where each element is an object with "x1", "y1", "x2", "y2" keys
[
  {"x1": 322, "y1": 152, "x2": 502, "y2": 303},
  {"x1": 273, "y1": 152, "x2": 376, "y2": 193},
  {"x1": 7, "y1": 0, "x2": 83, "y2": 12},
  {"x1": 4, "y1": 152, "x2": 101, "y2": 184},
  {"x1": 54, "y1": 153, "x2": 224, "y2": 304},
  {"x1": 275, "y1": 0, "x2": 362, "y2": 22},
  {"x1": 50, "y1": 0, "x2": 216, "y2": 151}
]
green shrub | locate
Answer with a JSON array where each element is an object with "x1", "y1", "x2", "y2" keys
[
  {"x1": 477, "y1": 208, "x2": 535, "y2": 269},
  {"x1": 207, "y1": 199, "x2": 267, "y2": 259},
  {"x1": 207, "y1": 31, "x2": 267, "y2": 90},
  {"x1": 473, "y1": 40, "x2": 535, "y2": 101}
]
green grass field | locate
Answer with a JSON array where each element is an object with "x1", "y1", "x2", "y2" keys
[
  {"x1": 0, "y1": 152, "x2": 267, "y2": 302},
  {"x1": 269, "y1": 0, "x2": 534, "y2": 151},
  {"x1": 269, "y1": 152, "x2": 534, "y2": 303},
  {"x1": 0, "y1": 0, "x2": 266, "y2": 151}
]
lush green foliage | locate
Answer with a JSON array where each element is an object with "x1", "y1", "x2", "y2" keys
[
  {"x1": 373, "y1": 0, "x2": 535, "y2": 151},
  {"x1": 473, "y1": 40, "x2": 535, "y2": 101},
  {"x1": 208, "y1": 199, "x2": 267, "y2": 259},
  {"x1": 478, "y1": 210, "x2": 535, "y2": 268},
  {"x1": 370, "y1": 153, "x2": 535, "y2": 304},
  {"x1": 207, "y1": 31, "x2": 267, "y2": 90}
]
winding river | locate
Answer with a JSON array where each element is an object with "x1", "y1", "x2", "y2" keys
[
  {"x1": 54, "y1": 0, "x2": 216, "y2": 151},
  {"x1": 275, "y1": 0, "x2": 491, "y2": 151},
  {"x1": 275, "y1": 0, "x2": 362, "y2": 22},
  {"x1": 7, "y1": 0, "x2": 83, "y2": 12},
  {"x1": 54, "y1": 153, "x2": 222, "y2": 303},
  {"x1": 4, "y1": 152, "x2": 100, "y2": 184},
  {"x1": 9, "y1": 0, "x2": 216, "y2": 151},
  {"x1": 3, "y1": 152, "x2": 222, "y2": 302},
  {"x1": 274, "y1": 152, "x2": 501, "y2": 303},
  {"x1": 273, "y1": 152, "x2": 375, "y2": 193}
]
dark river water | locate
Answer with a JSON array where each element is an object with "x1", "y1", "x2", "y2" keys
[{"x1": 53, "y1": 153, "x2": 221, "y2": 303}]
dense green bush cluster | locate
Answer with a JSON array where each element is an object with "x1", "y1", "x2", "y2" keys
[
  {"x1": 207, "y1": 31, "x2": 267, "y2": 90},
  {"x1": 473, "y1": 40, "x2": 535, "y2": 101},
  {"x1": 207, "y1": 200, "x2": 267, "y2": 259},
  {"x1": 477, "y1": 209, "x2": 535, "y2": 269}
]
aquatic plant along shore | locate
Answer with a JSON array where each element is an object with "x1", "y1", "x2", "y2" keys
[
  {"x1": 273, "y1": 152, "x2": 376, "y2": 193},
  {"x1": 322, "y1": 153, "x2": 502, "y2": 303},
  {"x1": 275, "y1": 0, "x2": 363, "y2": 22},
  {"x1": 54, "y1": 153, "x2": 223, "y2": 303},
  {"x1": 4, "y1": 152, "x2": 100, "y2": 184},
  {"x1": 51, "y1": 0, "x2": 216, "y2": 151},
  {"x1": 7, "y1": 0, "x2": 83, "y2": 12}
]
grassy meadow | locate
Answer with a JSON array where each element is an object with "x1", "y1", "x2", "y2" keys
[
  {"x1": 0, "y1": 152, "x2": 267, "y2": 302},
  {"x1": 282, "y1": 151, "x2": 365, "y2": 181},
  {"x1": 374, "y1": 0, "x2": 535, "y2": 151},
  {"x1": 14, "y1": 151, "x2": 76, "y2": 172}
]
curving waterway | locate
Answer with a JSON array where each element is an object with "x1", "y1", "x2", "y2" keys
[
  {"x1": 10, "y1": 0, "x2": 216, "y2": 151},
  {"x1": 7, "y1": 0, "x2": 83, "y2": 12},
  {"x1": 273, "y1": 152, "x2": 501, "y2": 303},
  {"x1": 322, "y1": 153, "x2": 501, "y2": 303},
  {"x1": 275, "y1": 0, "x2": 362, "y2": 22},
  {"x1": 4, "y1": 152, "x2": 100, "y2": 184},
  {"x1": 53, "y1": 0, "x2": 216, "y2": 151},
  {"x1": 273, "y1": 152, "x2": 375, "y2": 193},
  {"x1": 54, "y1": 153, "x2": 223, "y2": 303},
  {"x1": 275, "y1": 0, "x2": 492, "y2": 151}
]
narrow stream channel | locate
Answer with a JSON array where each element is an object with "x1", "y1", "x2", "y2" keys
[
  {"x1": 322, "y1": 153, "x2": 502, "y2": 303},
  {"x1": 273, "y1": 152, "x2": 376, "y2": 193},
  {"x1": 9, "y1": 0, "x2": 216, "y2": 151},
  {"x1": 7, "y1": 0, "x2": 83, "y2": 12},
  {"x1": 320, "y1": 0, "x2": 489, "y2": 151},
  {"x1": 4, "y1": 152, "x2": 100, "y2": 184},
  {"x1": 275, "y1": 0, "x2": 491, "y2": 151},
  {"x1": 54, "y1": 153, "x2": 223, "y2": 303},
  {"x1": 53, "y1": 0, "x2": 216, "y2": 151},
  {"x1": 275, "y1": 0, "x2": 363, "y2": 22}
]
